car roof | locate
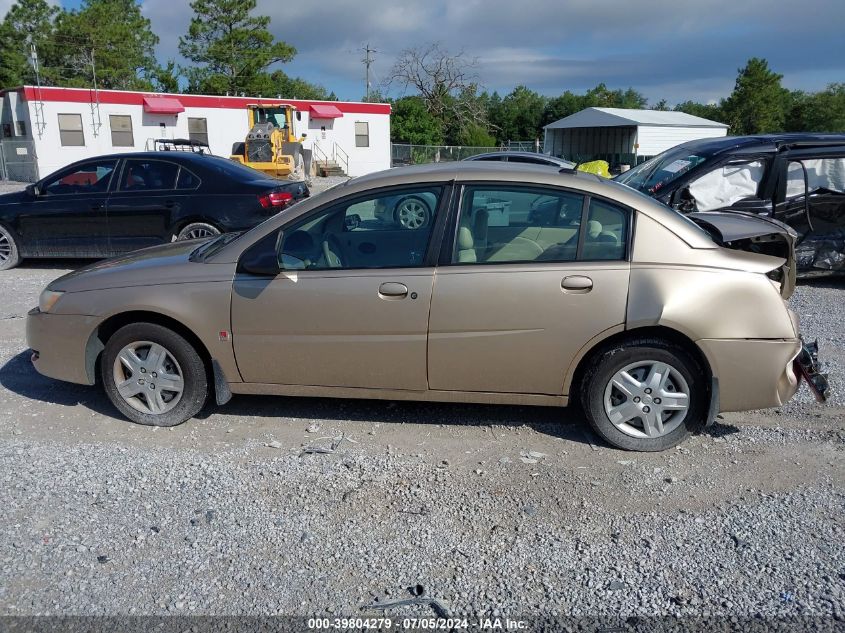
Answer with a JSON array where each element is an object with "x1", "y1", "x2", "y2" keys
[
  {"x1": 215, "y1": 162, "x2": 716, "y2": 255},
  {"x1": 674, "y1": 133, "x2": 845, "y2": 155},
  {"x1": 464, "y1": 151, "x2": 572, "y2": 164}
]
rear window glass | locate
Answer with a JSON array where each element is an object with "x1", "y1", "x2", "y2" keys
[{"x1": 202, "y1": 156, "x2": 269, "y2": 181}]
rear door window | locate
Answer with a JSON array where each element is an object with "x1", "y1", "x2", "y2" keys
[
  {"x1": 121, "y1": 159, "x2": 180, "y2": 191},
  {"x1": 786, "y1": 157, "x2": 845, "y2": 198},
  {"x1": 452, "y1": 186, "x2": 602, "y2": 264}
]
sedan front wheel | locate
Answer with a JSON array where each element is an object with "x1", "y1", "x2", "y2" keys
[
  {"x1": 101, "y1": 323, "x2": 208, "y2": 427},
  {"x1": 0, "y1": 224, "x2": 21, "y2": 271}
]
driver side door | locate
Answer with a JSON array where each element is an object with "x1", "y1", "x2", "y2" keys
[
  {"x1": 17, "y1": 159, "x2": 117, "y2": 257},
  {"x1": 230, "y1": 184, "x2": 447, "y2": 390}
]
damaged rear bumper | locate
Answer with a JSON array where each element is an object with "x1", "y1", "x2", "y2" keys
[
  {"x1": 794, "y1": 339, "x2": 829, "y2": 402},
  {"x1": 697, "y1": 338, "x2": 802, "y2": 412}
]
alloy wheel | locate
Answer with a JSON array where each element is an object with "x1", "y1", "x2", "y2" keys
[
  {"x1": 603, "y1": 360, "x2": 690, "y2": 439},
  {"x1": 395, "y1": 199, "x2": 429, "y2": 229},
  {"x1": 180, "y1": 226, "x2": 219, "y2": 240},
  {"x1": 0, "y1": 230, "x2": 10, "y2": 264},
  {"x1": 112, "y1": 341, "x2": 185, "y2": 415}
]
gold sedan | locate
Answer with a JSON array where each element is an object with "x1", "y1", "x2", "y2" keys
[{"x1": 27, "y1": 163, "x2": 827, "y2": 451}]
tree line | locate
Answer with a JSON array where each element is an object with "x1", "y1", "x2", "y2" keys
[
  {"x1": 0, "y1": 0, "x2": 336, "y2": 100},
  {"x1": 1, "y1": 1, "x2": 843, "y2": 144},
  {"x1": 387, "y1": 54, "x2": 845, "y2": 147}
]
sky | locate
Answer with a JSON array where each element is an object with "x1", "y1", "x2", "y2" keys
[{"x1": 3, "y1": 0, "x2": 845, "y2": 104}]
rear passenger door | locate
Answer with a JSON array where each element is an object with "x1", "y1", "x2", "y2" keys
[
  {"x1": 774, "y1": 150, "x2": 845, "y2": 270},
  {"x1": 428, "y1": 184, "x2": 631, "y2": 395},
  {"x1": 106, "y1": 158, "x2": 185, "y2": 253}
]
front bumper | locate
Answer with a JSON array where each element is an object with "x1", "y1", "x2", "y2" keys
[{"x1": 26, "y1": 307, "x2": 99, "y2": 385}]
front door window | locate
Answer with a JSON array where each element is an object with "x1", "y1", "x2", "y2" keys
[
  {"x1": 41, "y1": 160, "x2": 117, "y2": 196},
  {"x1": 278, "y1": 187, "x2": 443, "y2": 270}
]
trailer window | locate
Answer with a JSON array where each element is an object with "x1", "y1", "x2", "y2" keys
[
  {"x1": 355, "y1": 121, "x2": 369, "y2": 148},
  {"x1": 188, "y1": 118, "x2": 209, "y2": 145},
  {"x1": 109, "y1": 115, "x2": 134, "y2": 147},
  {"x1": 58, "y1": 114, "x2": 85, "y2": 146}
]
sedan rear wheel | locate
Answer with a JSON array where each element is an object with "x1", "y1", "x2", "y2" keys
[
  {"x1": 0, "y1": 224, "x2": 21, "y2": 271},
  {"x1": 177, "y1": 222, "x2": 220, "y2": 241},
  {"x1": 580, "y1": 338, "x2": 707, "y2": 451},
  {"x1": 101, "y1": 323, "x2": 208, "y2": 426}
]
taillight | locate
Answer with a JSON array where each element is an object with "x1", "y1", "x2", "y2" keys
[{"x1": 258, "y1": 190, "x2": 294, "y2": 209}]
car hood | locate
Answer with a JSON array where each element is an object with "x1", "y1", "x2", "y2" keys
[
  {"x1": 689, "y1": 211, "x2": 797, "y2": 298},
  {"x1": 49, "y1": 239, "x2": 236, "y2": 293},
  {"x1": 0, "y1": 189, "x2": 28, "y2": 205}
]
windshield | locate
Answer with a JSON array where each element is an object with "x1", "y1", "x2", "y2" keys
[{"x1": 615, "y1": 147, "x2": 712, "y2": 194}]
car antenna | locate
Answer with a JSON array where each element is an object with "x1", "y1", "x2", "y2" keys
[{"x1": 560, "y1": 162, "x2": 580, "y2": 174}]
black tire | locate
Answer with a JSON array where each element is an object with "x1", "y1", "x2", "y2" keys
[
  {"x1": 101, "y1": 323, "x2": 209, "y2": 427},
  {"x1": 579, "y1": 337, "x2": 708, "y2": 451},
  {"x1": 393, "y1": 195, "x2": 431, "y2": 230},
  {"x1": 176, "y1": 222, "x2": 220, "y2": 241},
  {"x1": 0, "y1": 223, "x2": 22, "y2": 271}
]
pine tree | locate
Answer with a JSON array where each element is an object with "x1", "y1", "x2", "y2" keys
[
  {"x1": 179, "y1": 0, "x2": 296, "y2": 96},
  {"x1": 722, "y1": 58, "x2": 789, "y2": 134}
]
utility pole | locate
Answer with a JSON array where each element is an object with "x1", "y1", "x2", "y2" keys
[
  {"x1": 29, "y1": 43, "x2": 46, "y2": 137},
  {"x1": 90, "y1": 49, "x2": 102, "y2": 136},
  {"x1": 362, "y1": 43, "x2": 377, "y2": 101}
]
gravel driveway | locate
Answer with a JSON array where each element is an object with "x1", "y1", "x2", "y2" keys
[{"x1": 0, "y1": 254, "x2": 842, "y2": 627}]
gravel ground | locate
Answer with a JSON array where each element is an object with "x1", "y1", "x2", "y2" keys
[
  {"x1": 0, "y1": 246, "x2": 842, "y2": 627},
  {"x1": 0, "y1": 180, "x2": 28, "y2": 194}
]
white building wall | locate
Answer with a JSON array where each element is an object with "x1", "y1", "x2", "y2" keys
[
  {"x1": 635, "y1": 125, "x2": 727, "y2": 158},
  {"x1": 20, "y1": 93, "x2": 390, "y2": 179}
]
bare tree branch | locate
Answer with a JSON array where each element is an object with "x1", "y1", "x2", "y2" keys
[{"x1": 385, "y1": 43, "x2": 483, "y2": 125}]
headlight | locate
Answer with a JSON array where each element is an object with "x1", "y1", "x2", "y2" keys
[{"x1": 38, "y1": 289, "x2": 65, "y2": 313}]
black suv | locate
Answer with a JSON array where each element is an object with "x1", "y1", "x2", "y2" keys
[{"x1": 615, "y1": 134, "x2": 845, "y2": 274}]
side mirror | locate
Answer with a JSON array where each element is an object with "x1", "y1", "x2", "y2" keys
[
  {"x1": 237, "y1": 231, "x2": 282, "y2": 276},
  {"x1": 672, "y1": 187, "x2": 696, "y2": 213},
  {"x1": 25, "y1": 183, "x2": 40, "y2": 197},
  {"x1": 344, "y1": 213, "x2": 361, "y2": 231}
]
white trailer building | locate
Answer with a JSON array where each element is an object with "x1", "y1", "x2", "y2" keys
[
  {"x1": 0, "y1": 85, "x2": 392, "y2": 182},
  {"x1": 543, "y1": 107, "x2": 728, "y2": 167}
]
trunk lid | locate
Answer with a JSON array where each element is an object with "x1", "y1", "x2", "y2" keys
[{"x1": 688, "y1": 211, "x2": 797, "y2": 298}]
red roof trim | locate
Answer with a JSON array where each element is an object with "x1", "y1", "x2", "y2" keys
[
  {"x1": 21, "y1": 86, "x2": 391, "y2": 115},
  {"x1": 143, "y1": 96, "x2": 185, "y2": 114},
  {"x1": 309, "y1": 104, "x2": 344, "y2": 118}
]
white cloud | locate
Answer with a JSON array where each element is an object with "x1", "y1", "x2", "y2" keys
[{"x1": 10, "y1": 0, "x2": 844, "y2": 103}]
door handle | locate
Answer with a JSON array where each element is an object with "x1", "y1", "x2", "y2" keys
[
  {"x1": 165, "y1": 200, "x2": 176, "y2": 209},
  {"x1": 90, "y1": 203, "x2": 102, "y2": 211},
  {"x1": 378, "y1": 282, "x2": 408, "y2": 299},
  {"x1": 561, "y1": 275, "x2": 593, "y2": 293}
]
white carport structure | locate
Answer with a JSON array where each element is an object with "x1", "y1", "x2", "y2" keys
[{"x1": 543, "y1": 108, "x2": 728, "y2": 167}]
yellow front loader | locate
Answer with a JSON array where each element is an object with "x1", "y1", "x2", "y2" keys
[{"x1": 230, "y1": 104, "x2": 302, "y2": 178}]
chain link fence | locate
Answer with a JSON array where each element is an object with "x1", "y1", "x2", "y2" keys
[
  {"x1": 391, "y1": 142, "x2": 542, "y2": 167},
  {"x1": 0, "y1": 139, "x2": 39, "y2": 183}
]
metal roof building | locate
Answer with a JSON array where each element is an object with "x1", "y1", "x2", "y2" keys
[{"x1": 543, "y1": 107, "x2": 729, "y2": 167}]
